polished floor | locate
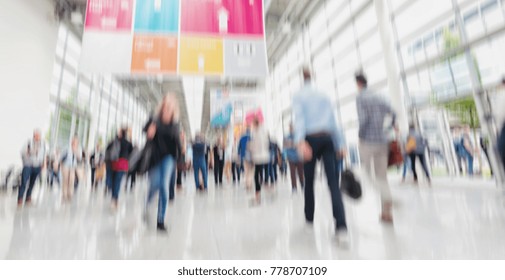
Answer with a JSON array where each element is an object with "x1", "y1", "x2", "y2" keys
[{"x1": 1, "y1": 170, "x2": 504, "y2": 259}]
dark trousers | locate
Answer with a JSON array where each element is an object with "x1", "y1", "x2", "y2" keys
[
  {"x1": 214, "y1": 159, "x2": 224, "y2": 185},
  {"x1": 48, "y1": 170, "x2": 60, "y2": 188},
  {"x1": 267, "y1": 162, "x2": 278, "y2": 183},
  {"x1": 124, "y1": 172, "x2": 136, "y2": 190},
  {"x1": 288, "y1": 161, "x2": 304, "y2": 189},
  {"x1": 18, "y1": 166, "x2": 41, "y2": 202},
  {"x1": 482, "y1": 148, "x2": 493, "y2": 175},
  {"x1": 499, "y1": 123, "x2": 505, "y2": 169},
  {"x1": 409, "y1": 153, "x2": 431, "y2": 181},
  {"x1": 111, "y1": 171, "x2": 125, "y2": 201},
  {"x1": 254, "y1": 164, "x2": 268, "y2": 192},
  {"x1": 105, "y1": 164, "x2": 113, "y2": 192},
  {"x1": 90, "y1": 168, "x2": 96, "y2": 187},
  {"x1": 176, "y1": 168, "x2": 183, "y2": 186},
  {"x1": 232, "y1": 162, "x2": 241, "y2": 183},
  {"x1": 304, "y1": 135, "x2": 346, "y2": 229},
  {"x1": 169, "y1": 165, "x2": 176, "y2": 200}
]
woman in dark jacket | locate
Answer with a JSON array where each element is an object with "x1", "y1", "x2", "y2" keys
[
  {"x1": 144, "y1": 94, "x2": 182, "y2": 232},
  {"x1": 110, "y1": 128, "x2": 133, "y2": 209}
]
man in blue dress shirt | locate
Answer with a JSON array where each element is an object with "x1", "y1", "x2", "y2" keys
[{"x1": 292, "y1": 66, "x2": 348, "y2": 247}]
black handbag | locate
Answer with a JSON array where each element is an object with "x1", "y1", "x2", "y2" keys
[
  {"x1": 136, "y1": 141, "x2": 154, "y2": 175},
  {"x1": 340, "y1": 169, "x2": 362, "y2": 199}
]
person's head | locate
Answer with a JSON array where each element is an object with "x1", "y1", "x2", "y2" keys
[
  {"x1": 302, "y1": 65, "x2": 312, "y2": 82},
  {"x1": 96, "y1": 143, "x2": 101, "y2": 150},
  {"x1": 157, "y1": 93, "x2": 179, "y2": 124},
  {"x1": 33, "y1": 130, "x2": 41, "y2": 142},
  {"x1": 119, "y1": 127, "x2": 128, "y2": 139},
  {"x1": 289, "y1": 123, "x2": 294, "y2": 134},
  {"x1": 253, "y1": 117, "x2": 260, "y2": 128},
  {"x1": 355, "y1": 71, "x2": 368, "y2": 91},
  {"x1": 409, "y1": 124, "x2": 415, "y2": 131},
  {"x1": 464, "y1": 125, "x2": 471, "y2": 132}
]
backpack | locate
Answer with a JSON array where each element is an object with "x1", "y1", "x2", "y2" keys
[
  {"x1": 105, "y1": 139, "x2": 120, "y2": 162},
  {"x1": 406, "y1": 136, "x2": 417, "y2": 153},
  {"x1": 340, "y1": 170, "x2": 362, "y2": 199}
]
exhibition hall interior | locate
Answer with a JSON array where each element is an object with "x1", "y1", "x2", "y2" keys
[{"x1": 1, "y1": 0, "x2": 505, "y2": 260}]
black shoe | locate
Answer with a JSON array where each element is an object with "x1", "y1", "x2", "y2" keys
[{"x1": 157, "y1": 223, "x2": 167, "y2": 232}]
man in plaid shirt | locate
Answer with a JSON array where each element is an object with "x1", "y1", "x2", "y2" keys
[{"x1": 355, "y1": 72, "x2": 396, "y2": 223}]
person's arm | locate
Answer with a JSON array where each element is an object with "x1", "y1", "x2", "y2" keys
[
  {"x1": 21, "y1": 142, "x2": 30, "y2": 162},
  {"x1": 356, "y1": 98, "x2": 368, "y2": 134},
  {"x1": 292, "y1": 95, "x2": 305, "y2": 146},
  {"x1": 142, "y1": 116, "x2": 154, "y2": 133}
]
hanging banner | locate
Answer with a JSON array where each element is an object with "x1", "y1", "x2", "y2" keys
[
  {"x1": 85, "y1": 0, "x2": 134, "y2": 31},
  {"x1": 80, "y1": 0, "x2": 268, "y2": 77},
  {"x1": 180, "y1": 0, "x2": 264, "y2": 36}
]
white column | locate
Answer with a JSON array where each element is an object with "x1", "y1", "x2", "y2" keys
[
  {"x1": 373, "y1": 0, "x2": 409, "y2": 132},
  {"x1": 87, "y1": 76, "x2": 101, "y2": 151}
]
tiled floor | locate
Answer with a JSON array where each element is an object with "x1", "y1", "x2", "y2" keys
[{"x1": 0, "y1": 171, "x2": 504, "y2": 259}]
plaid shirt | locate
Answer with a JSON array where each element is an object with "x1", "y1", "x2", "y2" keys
[{"x1": 356, "y1": 89, "x2": 396, "y2": 143}]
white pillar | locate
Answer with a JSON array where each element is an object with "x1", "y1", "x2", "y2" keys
[
  {"x1": 373, "y1": 0, "x2": 409, "y2": 132},
  {"x1": 87, "y1": 77, "x2": 102, "y2": 151}
]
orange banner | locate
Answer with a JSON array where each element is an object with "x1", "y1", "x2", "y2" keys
[{"x1": 131, "y1": 35, "x2": 177, "y2": 73}]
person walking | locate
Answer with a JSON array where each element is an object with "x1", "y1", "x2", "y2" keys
[
  {"x1": 192, "y1": 133, "x2": 208, "y2": 191},
  {"x1": 249, "y1": 117, "x2": 270, "y2": 204},
  {"x1": 144, "y1": 94, "x2": 182, "y2": 231},
  {"x1": 461, "y1": 125, "x2": 475, "y2": 176},
  {"x1": 18, "y1": 130, "x2": 46, "y2": 207},
  {"x1": 48, "y1": 149, "x2": 61, "y2": 188},
  {"x1": 212, "y1": 137, "x2": 225, "y2": 187},
  {"x1": 231, "y1": 139, "x2": 241, "y2": 185},
  {"x1": 61, "y1": 136, "x2": 81, "y2": 202},
  {"x1": 90, "y1": 143, "x2": 103, "y2": 190},
  {"x1": 284, "y1": 124, "x2": 304, "y2": 191},
  {"x1": 238, "y1": 128, "x2": 252, "y2": 189},
  {"x1": 355, "y1": 71, "x2": 396, "y2": 223},
  {"x1": 109, "y1": 128, "x2": 133, "y2": 210},
  {"x1": 292, "y1": 66, "x2": 348, "y2": 245},
  {"x1": 406, "y1": 125, "x2": 431, "y2": 185}
]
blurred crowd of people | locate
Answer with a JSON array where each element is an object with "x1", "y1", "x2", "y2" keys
[{"x1": 8, "y1": 69, "x2": 505, "y2": 249}]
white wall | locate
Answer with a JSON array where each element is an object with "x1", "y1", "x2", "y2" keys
[{"x1": 0, "y1": 0, "x2": 58, "y2": 170}]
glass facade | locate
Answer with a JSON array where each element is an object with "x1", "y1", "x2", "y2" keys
[
  {"x1": 268, "y1": 0, "x2": 505, "y2": 148},
  {"x1": 49, "y1": 24, "x2": 149, "y2": 152}
]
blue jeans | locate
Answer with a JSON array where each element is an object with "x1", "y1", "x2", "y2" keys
[
  {"x1": 465, "y1": 152, "x2": 474, "y2": 176},
  {"x1": 111, "y1": 171, "x2": 125, "y2": 200},
  {"x1": 193, "y1": 157, "x2": 208, "y2": 190},
  {"x1": 147, "y1": 155, "x2": 175, "y2": 224},
  {"x1": 402, "y1": 155, "x2": 411, "y2": 179},
  {"x1": 169, "y1": 164, "x2": 176, "y2": 200},
  {"x1": 105, "y1": 164, "x2": 113, "y2": 192},
  {"x1": 304, "y1": 135, "x2": 346, "y2": 229},
  {"x1": 18, "y1": 166, "x2": 41, "y2": 201}
]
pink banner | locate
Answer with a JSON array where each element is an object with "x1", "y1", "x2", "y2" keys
[
  {"x1": 85, "y1": 0, "x2": 133, "y2": 31},
  {"x1": 181, "y1": 0, "x2": 264, "y2": 36}
]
